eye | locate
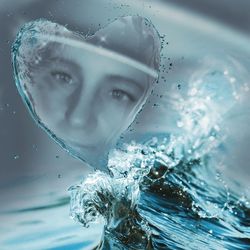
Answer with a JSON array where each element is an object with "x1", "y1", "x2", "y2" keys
[
  {"x1": 110, "y1": 89, "x2": 135, "y2": 103},
  {"x1": 50, "y1": 70, "x2": 73, "y2": 85}
]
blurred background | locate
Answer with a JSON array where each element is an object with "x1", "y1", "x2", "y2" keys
[{"x1": 1, "y1": 0, "x2": 250, "y2": 249}]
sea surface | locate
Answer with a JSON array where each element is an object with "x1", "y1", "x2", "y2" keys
[
  {"x1": 2, "y1": 2, "x2": 250, "y2": 249},
  {"x1": 70, "y1": 135, "x2": 250, "y2": 250}
]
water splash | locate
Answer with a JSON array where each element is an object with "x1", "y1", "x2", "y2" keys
[
  {"x1": 69, "y1": 55, "x2": 250, "y2": 249},
  {"x1": 11, "y1": 14, "x2": 250, "y2": 250},
  {"x1": 69, "y1": 137, "x2": 250, "y2": 249}
]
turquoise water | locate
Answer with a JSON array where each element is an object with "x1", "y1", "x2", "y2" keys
[
  {"x1": 0, "y1": 164, "x2": 103, "y2": 250},
  {"x1": 3, "y1": 2, "x2": 250, "y2": 249},
  {"x1": 1, "y1": 135, "x2": 249, "y2": 249},
  {"x1": 69, "y1": 136, "x2": 250, "y2": 249}
]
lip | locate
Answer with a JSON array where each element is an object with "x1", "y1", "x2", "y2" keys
[{"x1": 66, "y1": 139, "x2": 98, "y2": 150}]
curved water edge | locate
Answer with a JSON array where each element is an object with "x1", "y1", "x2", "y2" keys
[
  {"x1": 68, "y1": 50, "x2": 250, "y2": 250},
  {"x1": 69, "y1": 137, "x2": 250, "y2": 249},
  {"x1": 10, "y1": 11, "x2": 250, "y2": 250},
  {"x1": 11, "y1": 17, "x2": 162, "y2": 170}
]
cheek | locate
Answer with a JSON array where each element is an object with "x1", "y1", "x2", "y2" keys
[
  {"x1": 32, "y1": 88, "x2": 60, "y2": 111},
  {"x1": 97, "y1": 102, "x2": 136, "y2": 141},
  {"x1": 102, "y1": 96, "x2": 133, "y2": 117},
  {"x1": 100, "y1": 105, "x2": 125, "y2": 129},
  {"x1": 31, "y1": 73, "x2": 72, "y2": 111},
  {"x1": 29, "y1": 86, "x2": 67, "y2": 129}
]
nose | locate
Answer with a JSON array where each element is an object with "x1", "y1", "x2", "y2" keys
[{"x1": 65, "y1": 84, "x2": 97, "y2": 131}]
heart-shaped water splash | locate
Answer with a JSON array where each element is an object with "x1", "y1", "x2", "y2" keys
[{"x1": 12, "y1": 16, "x2": 161, "y2": 170}]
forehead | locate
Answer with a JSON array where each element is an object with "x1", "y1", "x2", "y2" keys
[{"x1": 39, "y1": 41, "x2": 153, "y2": 85}]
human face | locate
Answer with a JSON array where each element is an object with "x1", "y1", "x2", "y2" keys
[{"x1": 28, "y1": 41, "x2": 154, "y2": 163}]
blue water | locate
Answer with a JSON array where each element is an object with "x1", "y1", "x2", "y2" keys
[
  {"x1": 69, "y1": 136, "x2": 250, "y2": 249},
  {"x1": 0, "y1": 164, "x2": 103, "y2": 250},
  {"x1": 5, "y1": 5, "x2": 250, "y2": 250}
]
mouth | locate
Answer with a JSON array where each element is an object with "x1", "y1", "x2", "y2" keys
[{"x1": 67, "y1": 140, "x2": 98, "y2": 150}]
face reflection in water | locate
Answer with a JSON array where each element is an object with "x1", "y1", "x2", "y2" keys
[
  {"x1": 13, "y1": 16, "x2": 161, "y2": 168},
  {"x1": 30, "y1": 43, "x2": 152, "y2": 163}
]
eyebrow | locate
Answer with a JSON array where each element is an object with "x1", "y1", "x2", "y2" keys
[
  {"x1": 39, "y1": 47, "x2": 149, "y2": 91},
  {"x1": 40, "y1": 52, "x2": 83, "y2": 76},
  {"x1": 39, "y1": 41, "x2": 80, "y2": 67},
  {"x1": 49, "y1": 56, "x2": 80, "y2": 69},
  {"x1": 107, "y1": 74, "x2": 147, "y2": 91}
]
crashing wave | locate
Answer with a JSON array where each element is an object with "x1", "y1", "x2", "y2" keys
[{"x1": 69, "y1": 136, "x2": 250, "y2": 249}]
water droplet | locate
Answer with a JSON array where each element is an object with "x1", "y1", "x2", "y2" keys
[
  {"x1": 229, "y1": 77, "x2": 236, "y2": 83},
  {"x1": 189, "y1": 88, "x2": 198, "y2": 96},
  {"x1": 153, "y1": 103, "x2": 160, "y2": 107},
  {"x1": 32, "y1": 144, "x2": 38, "y2": 151},
  {"x1": 243, "y1": 83, "x2": 249, "y2": 92},
  {"x1": 177, "y1": 120, "x2": 184, "y2": 128},
  {"x1": 13, "y1": 155, "x2": 19, "y2": 160},
  {"x1": 209, "y1": 136, "x2": 215, "y2": 141}
]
